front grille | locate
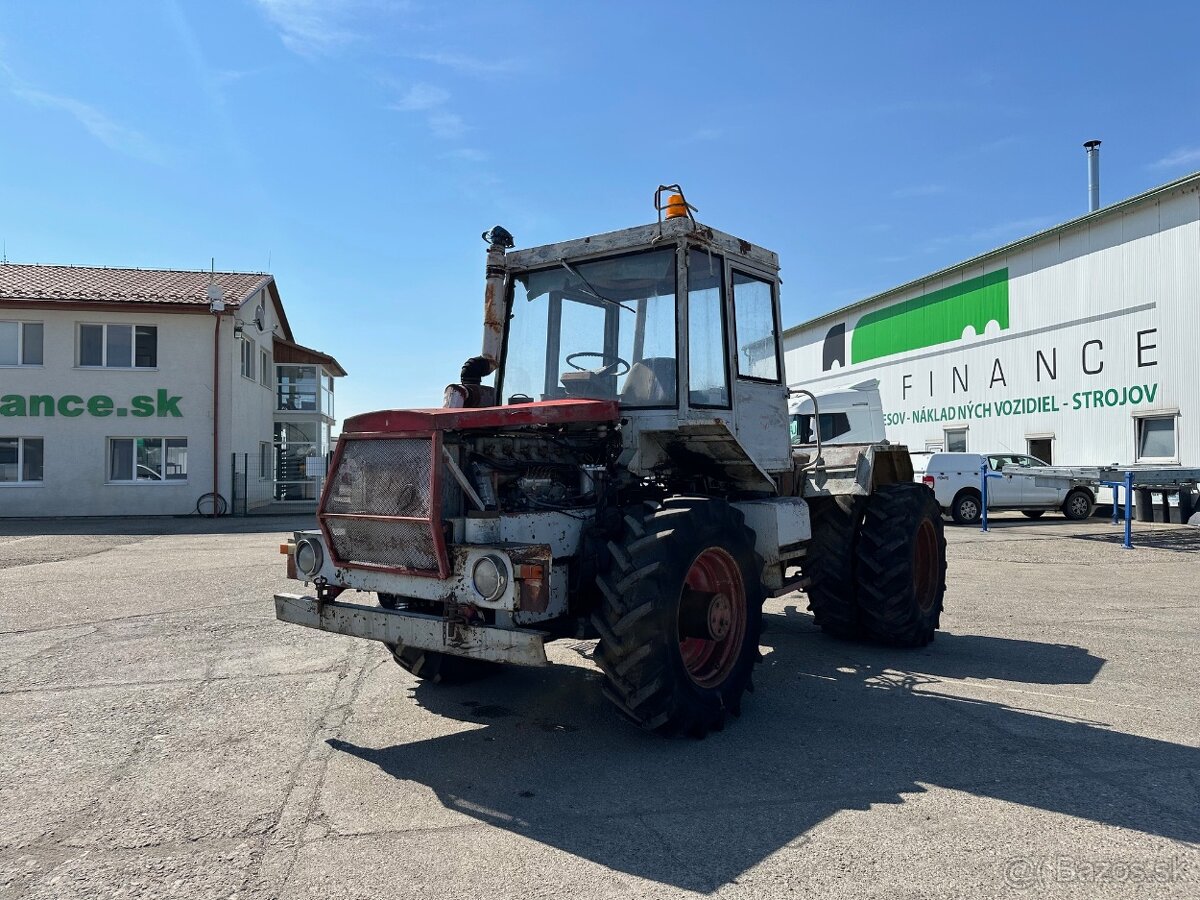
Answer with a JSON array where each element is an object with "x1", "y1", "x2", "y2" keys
[
  {"x1": 321, "y1": 436, "x2": 446, "y2": 575},
  {"x1": 323, "y1": 438, "x2": 432, "y2": 518},
  {"x1": 326, "y1": 518, "x2": 439, "y2": 571}
]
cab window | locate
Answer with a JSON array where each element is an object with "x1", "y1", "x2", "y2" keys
[{"x1": 732, "y1": 271, "x2": 779, "y2": 381}]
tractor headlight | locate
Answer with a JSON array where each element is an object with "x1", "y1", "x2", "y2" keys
[
  {"x1": 296, "y1": 537, "x2": 324, "y2": 578},
  {"x1": 471, "y1": 554, "x2": 508, "y2": 601}
]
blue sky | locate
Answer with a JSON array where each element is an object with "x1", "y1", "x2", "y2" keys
[{"x1": 2, "y1": 1, "x2": 1198, "y2": 422}]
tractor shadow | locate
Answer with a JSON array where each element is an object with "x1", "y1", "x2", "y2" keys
[{"x1": 328, "y1": 612, "x2": 1198, "y2": 894}]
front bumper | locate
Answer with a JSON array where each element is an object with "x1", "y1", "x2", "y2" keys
[{"x1": 274, "y1": 593, "x2": 550, "y2": 667}]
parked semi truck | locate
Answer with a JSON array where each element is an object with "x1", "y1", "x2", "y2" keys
[{"x1": 274, "y1": 188, "x2": 948, "y2": 737}]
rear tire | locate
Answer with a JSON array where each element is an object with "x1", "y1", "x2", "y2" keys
[
  {"x1": 1062, "y1": 489, "x2": 1095, "y2": 521},
  {"x1": 855, "y1": 483, "x2": 947, "y2": 647},
  {"x1": 800, "y1": 496, "x2": 865, "y2": 638},
  {"x1": 1021, "y1": 510, "x2": 1046, "y2": 519},
  {"x1": 592, "y1": 498, "x2": 765, "y2": 737},
  {"x1": 951, "y1": 489, "x2": 982, "y2": 525}
]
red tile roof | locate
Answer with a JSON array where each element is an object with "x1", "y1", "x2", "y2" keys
[{"x1": 0, "y1": 263, "x2": 270, "y2": 308}]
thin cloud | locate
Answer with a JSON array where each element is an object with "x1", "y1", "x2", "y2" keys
[
  {"x1": 923, "y1": 216, "x2": 1056, "y2": 254},
  {"x1": 10, "y1": 86, "x2": 164, "y2": 164},
  {"x1": 1149, "y1": 146, "x2": 1200, "y2": 171},
  {"x1": 428, "y1": 110, "x2": 467, "y2": 139},
  {"x1": 891, "y1": 183, "x2": 947, "y2": 199},
  {"x1": 447, "y1": 147, "x2": 488, "y2": 162},
  {"x1": 385, "y1": 80, "x2": 469, "y2": 140},
  {"x1": 391, "y1": 83, "x2": 450, "y2": 112},
  {"x1": 254, "y1": 0, "x2": 360, "y2": 56},
  {"x1": 411, "y1": 51, "x2": 520, "y2": 76}
]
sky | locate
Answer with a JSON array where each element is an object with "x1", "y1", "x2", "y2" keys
[{"x1": 2, "y1": 1, "x2": 1199, "y2": 423}]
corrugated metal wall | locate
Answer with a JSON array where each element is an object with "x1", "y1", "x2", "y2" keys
[{"x1": 784, "y1": 181, "x2": 1200, "y2": 469}]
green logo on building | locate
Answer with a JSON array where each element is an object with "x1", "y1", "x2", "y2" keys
[{"x1": 851, "y1": 268, "x2": 1010, "y2": 364}]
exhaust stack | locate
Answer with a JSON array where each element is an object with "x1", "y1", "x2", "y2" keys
[
  {"x1": 1084, "y1": 140, "x2": 1101, "y2": 212},
  {"x1": 479, "y1": 225, "x2": 513, "y2": 371}
]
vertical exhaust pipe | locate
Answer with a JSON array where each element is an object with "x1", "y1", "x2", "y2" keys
[
  {"x1": 479, "y1": 225, "x2": 514, "y2": 371},
  {"x1": 454, "y1": 225, "x2": 515, "y2": 408},
  {"x1": 1084, "y1": 140, "x2": 1101, "y2": 212}
]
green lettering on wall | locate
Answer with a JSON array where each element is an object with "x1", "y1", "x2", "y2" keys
[
  {"x1": 87, "y1": 395, "x2": 114, "y2": 417},
  {"x1": 131, "y1": 396, "x2": 155, "y2": 417},
  {"x1": 851, "y1": 269, "x2": 1010, "y2": 364},
  {"x1": 156, "y1": 389, "x2": 182, "y2": 417},
  {"x1": 30, "y1": 395, "x2": 54, "y2": 416},
  {"x1": 58, "y1": 395, "x2": 84, "y2": 417},
  {"x1": 0, "y1": 395, "x2": 27, "y2": 416}
]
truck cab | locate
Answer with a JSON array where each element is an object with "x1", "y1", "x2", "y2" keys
[{"x1": 789, "y1": 379, "x2": 885, "y2": 447}]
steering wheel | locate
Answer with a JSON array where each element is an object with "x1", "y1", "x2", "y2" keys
[{"x1": 565, "y1": 351, "x2": 630, "y2": 377}]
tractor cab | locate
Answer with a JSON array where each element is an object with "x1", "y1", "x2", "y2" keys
[{"x1": 477, "y1": 190, "x2": 792, "y2": 485}]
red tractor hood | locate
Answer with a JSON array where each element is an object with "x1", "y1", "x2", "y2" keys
[{"x1": 342, "y1": 398, "x2": 619, "y2": 435}]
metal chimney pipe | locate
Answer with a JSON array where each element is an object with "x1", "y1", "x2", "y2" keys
[{"x1": 1084, "y1": 140, "x2": 1101, "y2": 212}]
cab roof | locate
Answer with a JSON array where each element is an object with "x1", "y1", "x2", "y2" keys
[{"x1": 504, "y1": 216, "x2": 779, "y2": 274}]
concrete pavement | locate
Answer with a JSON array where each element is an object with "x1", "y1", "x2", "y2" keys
[{"x1": 0, "y1": 513, "x2": 1197, "y2": 898}]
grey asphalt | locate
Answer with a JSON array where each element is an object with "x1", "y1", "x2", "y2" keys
[{"x1": 0, "y1": 513, "x2": 1197, "y2": 899}]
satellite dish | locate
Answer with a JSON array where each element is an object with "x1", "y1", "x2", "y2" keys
[{"x1": 253, "y1": 303, "x2": 267, "y2": 332}]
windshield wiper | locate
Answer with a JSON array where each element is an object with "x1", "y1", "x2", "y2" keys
[{"x1": 557, "y1": 259, "x2": 635, "y2": 313}]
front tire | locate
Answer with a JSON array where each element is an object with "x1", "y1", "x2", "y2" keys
[
  {"x1": 951, "y1": 490, "x2": 982, "y2": 525},
  {"x1": 387, "y1": 644, "x2": 496, "y2": 684},
  {"x1": 855, "y1": 483, "x2": 947, "y2": 647},
  {"x1": 592, "y1": 499, "x2": 765, "y2": 737}
]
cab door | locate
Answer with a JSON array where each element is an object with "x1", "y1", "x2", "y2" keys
[{"x1": 729, "y1": 267, "x2": 790, "y2": 472}]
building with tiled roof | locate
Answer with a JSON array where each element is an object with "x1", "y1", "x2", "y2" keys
[{"x1": 1, "y1": 263, "x2": 345, "y2": 517}]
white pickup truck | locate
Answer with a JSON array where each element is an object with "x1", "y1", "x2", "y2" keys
[{"x1": 920, "y1": 452, "x2": 1097, "y2": 524}]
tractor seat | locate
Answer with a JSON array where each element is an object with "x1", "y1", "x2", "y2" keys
[{"x1": 620, "y1": 357, "x2": 677, "y2": 406}]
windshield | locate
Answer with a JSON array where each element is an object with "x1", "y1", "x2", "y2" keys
[{"x1": 501, "y1": 248, "x2": 678, "y2": 407}]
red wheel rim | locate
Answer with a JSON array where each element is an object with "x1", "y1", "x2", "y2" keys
[
  {"x1": 678, "y1": 547, "x2": 748, "y2": 688},
  {"x1": 913, "y1": 517, "x2": 939, "y2": 613}
]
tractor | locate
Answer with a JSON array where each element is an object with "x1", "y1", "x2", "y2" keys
[{"x1": 275, "y1": 187, "x2": 947, "y2": 737}]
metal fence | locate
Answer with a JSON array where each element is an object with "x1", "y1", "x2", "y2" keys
[{"x1": 230, "y1": 451, "x2": 324, "y2": 516}]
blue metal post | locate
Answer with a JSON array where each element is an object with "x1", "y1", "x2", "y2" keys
[
  {"x1": 1099, "y1": 480, "x2": 1122, "y2": 525},
  {"x1": 1123, "y1": 470, "x2": 1134, "y2": 550},
  {"x1": 979, "y1": 462, "x2": 1003, "y2": 532},
  {"x1": 980, "y1": 462, "x2": 988, "y2": 532}
]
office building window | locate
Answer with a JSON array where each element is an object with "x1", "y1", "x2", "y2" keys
[
  {"x1": 240, "y1": 338, "x2": 256, "y2": 380},
  {"x1": 0, "y1": 321, "x2": 44, "y2": 366},
  {"x1": 79, "y1": 324, "x2": 157, "y2": 368},
  {"x1": 0, "y1": 437, "x2": 43, "y2": 483},
  {"x1": 945, "y1": 427, "x2": 968, "y2": 452},
  {"x1": 108, "y1": 437, "x2": 188, "y2": 482}
]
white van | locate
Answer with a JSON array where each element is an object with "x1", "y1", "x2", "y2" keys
[
  {"x1": 789, "y1": 379, "x2": 885, "y2": 446},
  {"x1": 920, "y1": 452, "x2": 1096, "y2": 525}
]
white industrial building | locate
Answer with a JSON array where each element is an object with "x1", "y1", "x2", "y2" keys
[
  {"x1": 0, "y1": 265, "x2": 344, "y2": 517},
  {"x1": 783, "y1": 170, "x2": 1199, "y2": 476}
]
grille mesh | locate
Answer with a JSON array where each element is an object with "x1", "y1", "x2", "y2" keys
[
  {"x1": 324, "y1": 438, "x2": 432, "y2": 517},
  {"x1": 327, "y1": 518, "x2": 439, "y2": 571},
  {"x1": 323, "y1": 437, "x2": 441, "y2": 573}
]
